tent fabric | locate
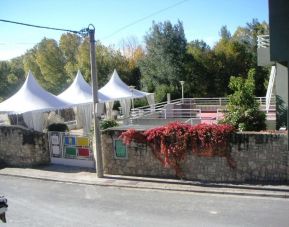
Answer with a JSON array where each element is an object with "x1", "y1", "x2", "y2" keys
[
  {"x1": 99, "y1": 69, "x2": 153, "y2": 101},
  {"x1": 57, "y1": 70, "x2": 109, "y2": 105},
  {"x1": 105, "y1": 100, "x2": 115, "y2": 120},
  {"x1": 0, "y1": 71, "x2": 71, "y2": 114},
  {"x1": 58, "y1": 70, "x2": 109, "y2": 133},
  {"x1": 74, "y1": 103, "x2": 93, "y2": 135},
  {"x1": 120, "y1": 98, "x2": 131, "y2": 122},
  {"x1": 23, "y1": 111, "x2": 45, "y2": 132}
]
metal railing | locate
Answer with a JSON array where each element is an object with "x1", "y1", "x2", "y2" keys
[
  {"x1": 132, "y1": 97, "x2": 268, "y2": 118},
  {"x1": 266, "y1": 66, "x2": 276, "y2": 113},
  {"x1": 132, "y1": 108, "x2": 201, "y2": 119},
  {"x1": 257, "y1": 35, "x2": 270, "y2": 48}
]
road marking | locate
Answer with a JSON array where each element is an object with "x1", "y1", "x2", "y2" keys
[{"x1": 209, "y1": 211, "x2": 218, "y2": 214}]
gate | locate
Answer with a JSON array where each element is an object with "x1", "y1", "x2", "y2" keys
[{"x1": 48, "y1": 131, "x2": 95, "y2": 168}]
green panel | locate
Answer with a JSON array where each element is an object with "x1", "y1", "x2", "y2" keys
[
  {"x1": 65, "y1": 147, "x2": 77, "y2": 156},
  {"x1": 114, "y1": 140, "x2": 127, "y2": 158}
]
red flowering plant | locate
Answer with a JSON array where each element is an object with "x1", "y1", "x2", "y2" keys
[
  {"x1": 144, "y1": 122, "x2": 192, "y2": 178},
  {"x1": 189, "y1": 123, "x2": 236, "y2": 168},
  {"x1": 119, "y1": 122, "x2": 236, "y2": 179}
]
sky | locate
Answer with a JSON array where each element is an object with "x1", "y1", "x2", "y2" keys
[{"x1": 0, "y1": 0, "x2": 269, "y2": 61}]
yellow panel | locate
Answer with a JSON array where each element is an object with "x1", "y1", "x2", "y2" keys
[{"x1": 76, "y1": 137, "x2": 89, "y2": 146}]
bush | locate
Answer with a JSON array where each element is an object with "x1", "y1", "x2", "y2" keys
[
  {"x1": 221, "y1": 69, "x2": 266, "y2": 131},
  {"x1": 47, "y1": 123, "x2": 69, "y2": 132},
  {"x1": 100, "y1": 119, "x2": 118, "y2": 130}
]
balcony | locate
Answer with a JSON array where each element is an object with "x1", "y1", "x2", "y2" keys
[
  {"x1": 257, "y1": 35, "x2": 270, "y2": 48},
  {"x1": 257, "y1": 35, "x2": 273, "y2": 66}
]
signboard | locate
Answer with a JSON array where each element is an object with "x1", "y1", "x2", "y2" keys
[
  {"x1": 49, "y1": 132, "x2": 92, "y2": 160},
  {"x1": 114, "y1": 139, "x2": 127, "y2": 158}
]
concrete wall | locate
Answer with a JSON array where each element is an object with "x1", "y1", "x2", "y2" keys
[
  {"x1": 0, "y1": 126, "x2": 50, "y2": 167},
  {"x1": 102, "y1": 131, "x2": 289, "y2": 183},
  {"x1": 269, "y1": 0, "x2": 289, "y2": 62},
  {"x1": 276, "y1": 63, "x2": 289, "y2": 107},
  {"x1": 257, "y1": 47, "x2": 273, "y2": 66}
]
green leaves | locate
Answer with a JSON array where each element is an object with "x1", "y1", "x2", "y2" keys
[
  {"x1": 222, "y1": 69, "x2": 266, "y2": 131},
  {"x1": 120, "y1": 122, "x2": 236, "y2": 178},
  {"x1": 139, "y1": 21, "x2": 187, "y2": 101}
]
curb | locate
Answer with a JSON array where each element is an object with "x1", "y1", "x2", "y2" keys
[{"x1": 1, "y1": 172, "x2": 289, "y2": 199}]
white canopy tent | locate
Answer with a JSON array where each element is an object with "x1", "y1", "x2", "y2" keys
[
  {"x1": 57, "y1": 70, "x2": 109, "y2": 134},
  {"x1": 57, "y1": 70, "x2": 109, "y2": 105},
  {"x1": 0, "y1": 71, "x2": 71, "y2": 131},
  {"x1": 99, "y1": 69, "x2": 155, "y2": 119}
]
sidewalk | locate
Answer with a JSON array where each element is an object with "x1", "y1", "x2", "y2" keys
[{"x1": 0, "y1": 164, "x2": 289, "y2": 199}]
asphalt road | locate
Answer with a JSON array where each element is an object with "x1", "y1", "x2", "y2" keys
[{"x1": 1, "y1": 175, "x2": 289, "y2": 227}]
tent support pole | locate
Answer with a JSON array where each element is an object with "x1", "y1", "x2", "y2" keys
[{"x1": 89, "y1": 25, "x2": 103, "y2": 178}]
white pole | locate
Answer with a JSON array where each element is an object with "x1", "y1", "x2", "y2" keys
[{"x1": 180, "y1": 81, "x2": 185, "y2": 102}]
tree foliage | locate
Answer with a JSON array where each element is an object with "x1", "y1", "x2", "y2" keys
[
  {"x1": 139, "y1": 20, "x2": 187, "y2": 101},
  {"x1": 59, "y1": 33, "x2": 81, "y2": 82},
  {"x1": 221, "y1": 69, "x2": 266, "y2": 131},
  {"x1": 36, "y1": 38, "x2": 67, "y2": 94},
  {"x1": 0, "y1": 18, "x2": 270, "y2": 104},
  {"x1": 0, "y1": 57, "x2": 25, "y2": 100}
]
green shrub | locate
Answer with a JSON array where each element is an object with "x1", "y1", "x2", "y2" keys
[
  {"x1": 100, "y1": 119, "x2": 118, "y2": 130},
  {"x1": 47, "y1": 123, "x2": 69, "y2": 132},
  {"x1": 221, "y1": 69, "x2": 266, "y2": 131}
]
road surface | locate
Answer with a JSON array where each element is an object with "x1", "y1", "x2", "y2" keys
[{"x1": 1, "y1": 175, "x2": 289, "y2": 226}]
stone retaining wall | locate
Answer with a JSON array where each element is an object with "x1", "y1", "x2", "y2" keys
[
  {"x1": 102, "y1": 131, "x2": 289, "y2": 183},
  {"x1": 0, "y1": 126, "x2": 50, "y2": 167}
]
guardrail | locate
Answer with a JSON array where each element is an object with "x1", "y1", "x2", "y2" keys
[
  {"x1": 132, "y1": 108, "x2": 201, "y2": 119},
  {"x1": 132, "y1": 97, "x2": 268, "y2": 119}
]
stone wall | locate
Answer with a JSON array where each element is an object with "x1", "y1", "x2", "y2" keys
[
  {"x1": 102, "y1": 131, "x2": 289, "y2": 183},
  {"x1": 0, "y1": 125, "x2": 50, "y2": 167}
]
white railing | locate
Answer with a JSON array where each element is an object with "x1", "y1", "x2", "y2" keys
[
  {"x1": 164, "y1": 108, "x2": 201, "y2": 119},
  {"x1": 132, "y1": 108, "x2": 201, "y2": 119},
  {"x1": 132, "y1": 97, "x2": 267, "y2": 118},
  {"x1": 257, "y1": 35, "x2": 270, "y2": 48},
  {"x1": 266, "y1": 66, "x2": 276, "y2": 113}
]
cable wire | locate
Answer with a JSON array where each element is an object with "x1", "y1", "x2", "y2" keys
[
  {"x1": 102, "y1": 0, "x2": 189, "y2": 40},
  {"x1": 0, "y1": 19, "x2": 81, "y2": 34}
]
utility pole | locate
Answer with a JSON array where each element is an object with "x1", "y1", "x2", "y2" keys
[{"x1": 88, "y1": 25, "x2": 103, "y2": 178}]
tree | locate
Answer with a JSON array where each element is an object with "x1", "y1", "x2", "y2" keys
[
  {"x1": 219, "y1": 25, "x2": 231, "y2": 40},
  {"x1": 139, "y1": 20, "x2": 187, "y2": 101},
  {"x1": 6, "y1": 57, "x2": 25, "y2": 96},
  {"x1": 0, "y1": 58, "x2": 25, "y2": 100},
  {"x1": 186, "y1": 40, "x2": 212, "y2": 97},
  {"x1": 0, "y1": 61, "x2": 11, "y2": 100},
  {"x1": 233, "y1": 18, "x2": 269, "y2": 53},
  {"x1": 77, "y1": 39, "x2": 137, "y2": 88},
  {"x1": 233, "y1": 19, "x2": 270, "y2": 96},
  {"x1": 23, "y1": 47, "x2": 44, "y2": 83},
  {"x1": 36, "y1": 38, "x2": 67, "y2": 93},
  {"x1": 120, "y1": 37, "x2": 145, "y2": 89},
  {"x1": 59, "y1": 33, "x2": 81, "y2": 82},
  {"x1": 221, "y1": 68, "x2": 266, "y2": 131},
  {"x1": 213, "y1": 34, "x2": 253, "y2": 96},
  {"x1": 77, "y1": 37, "x2": 91, "y2": 82}
]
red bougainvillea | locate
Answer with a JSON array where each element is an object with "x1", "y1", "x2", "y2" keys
[{"x1": 119, "y1": 122, "x2": 236, "y2": 178}]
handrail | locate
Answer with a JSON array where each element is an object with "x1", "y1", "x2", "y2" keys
[
  {"x1": 132, "y1": 108, "x2": 201, "y2": 119},
  {"x1": 133, "y1": 97, "x2": 267, "y2": 112},
  {"x1": 266, "y1": 66, "x2": 276, "y2": 113}
]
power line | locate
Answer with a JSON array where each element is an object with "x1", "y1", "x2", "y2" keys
[
  {"x1": 0, "y1": 19, "x2": 82, "y2": 34},
  {"x1": 0, "y1": 0, "x2": 190, "y2": 42},
  {"x1": 102, "y1": 0, "x2": 190, "y2": 40}
]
